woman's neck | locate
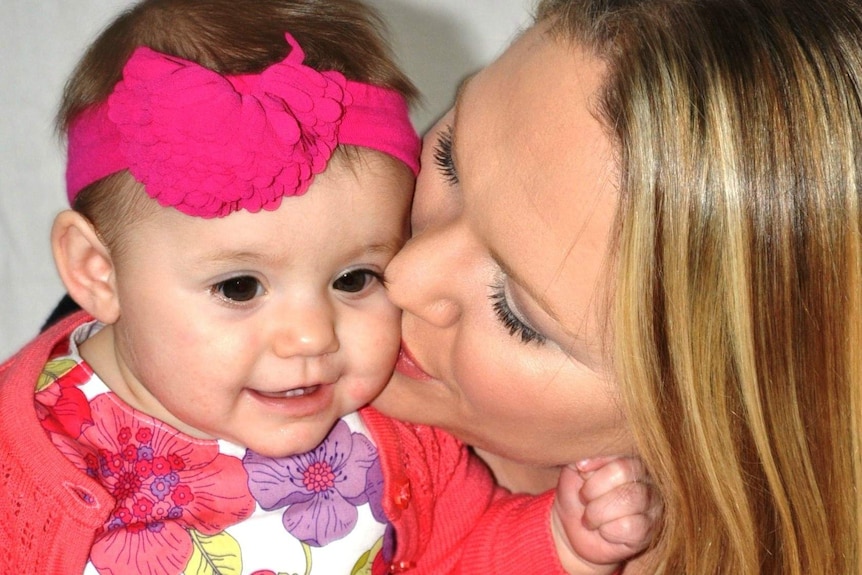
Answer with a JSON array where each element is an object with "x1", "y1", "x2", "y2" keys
[{"x1": 471, "y1": 447, "x2": 562, "y2": 494}]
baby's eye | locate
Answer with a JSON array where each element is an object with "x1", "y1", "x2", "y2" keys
[
  {"x1": 212, "y1": 276, "x2": 264, "y2": 303},
  {"x1": 332, "y1": 269, "x2": 382, "y2": 293}
]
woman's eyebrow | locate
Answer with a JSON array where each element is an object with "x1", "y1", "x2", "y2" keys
[
  {"x1": 490, "y1": 248, "x2": 564, "y2": 328},
  {"x1": 443, "y1": 72, "x2": 478, "y2": 189},
  {"x1": 450, "y1": 72, "x2": 477, "y2": 135},
  {"x1": 454, "y1": 72, "x2": 477, "y2": 108}
]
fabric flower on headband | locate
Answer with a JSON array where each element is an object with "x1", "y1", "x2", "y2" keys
[
  {"x1": 66, "y1": 34, "x2": 420, "y2": 218},
  {"x1": 110, "y1": 36, "x2": 348, "y2": 217}
]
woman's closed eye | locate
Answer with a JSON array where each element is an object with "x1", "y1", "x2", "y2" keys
[
  {"x1": 211, "y1": 275, "x2": 265, "y2": 304},
  {"x1": 433, "y1": 125, "x2": 459, "y2": 186},
  {"x1": 489, "y1": 279, "x2": 547, "y2": 346}
]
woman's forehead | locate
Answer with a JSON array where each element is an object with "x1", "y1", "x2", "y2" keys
[{"x1": 451, "y1": 23, "x2": 618, "y2": 351}]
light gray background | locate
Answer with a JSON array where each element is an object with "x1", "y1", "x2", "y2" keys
[{"x1": 0, "y1": 0, "x2": 533, "y2": 359}]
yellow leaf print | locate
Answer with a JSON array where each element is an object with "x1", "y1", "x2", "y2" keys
[
  {"x1": 351, "y1": 536, "x2": 384, "y2": 575},
  {"x1": 185, "y1": 529, "x2": 243, "y2": 575},
  {"x1": 36, "y1": 358, "x2": 79, "y2": 392}
]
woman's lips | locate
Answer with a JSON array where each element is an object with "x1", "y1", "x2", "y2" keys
[{"x1": 395, "y1": 342, "x2": 434, "y2": 381}]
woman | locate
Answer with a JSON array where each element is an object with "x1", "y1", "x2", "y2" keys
[{"x1": 376, "y1": 0, "x2": 862, "y2": 573}]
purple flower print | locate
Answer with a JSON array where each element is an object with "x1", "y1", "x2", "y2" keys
[{"x1": 243, "y1": 419, "x2": 383, "y2": 546}]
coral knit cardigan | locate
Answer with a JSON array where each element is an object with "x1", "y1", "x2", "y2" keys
[{"x1": 0, "y1": 312, "x2": 563, "y2": 574}]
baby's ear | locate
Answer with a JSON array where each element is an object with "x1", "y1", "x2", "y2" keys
[{"x1": 51, "y1": 210, "x2": 119, "y2": 324}]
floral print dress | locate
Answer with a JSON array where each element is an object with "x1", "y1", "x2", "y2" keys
[{"x1": 34, "y1": 322, "x2": 389, "y2": 575}]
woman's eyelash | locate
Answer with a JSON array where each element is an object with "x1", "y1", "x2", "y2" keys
[
  {"x1": 489, "y1": 281, "x2": 547, "y2": 346},
  {"x1": 432, "y1": 125, "x2": 459, "y2": 185}
]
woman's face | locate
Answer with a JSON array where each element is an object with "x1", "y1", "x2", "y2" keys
[{"x1": 375, "y1": 24, "x2": 635, "y2": 465}]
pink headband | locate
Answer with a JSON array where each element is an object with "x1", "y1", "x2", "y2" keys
[{"x1": 66, "y1": 33, "x2": 420, "y2": 218}]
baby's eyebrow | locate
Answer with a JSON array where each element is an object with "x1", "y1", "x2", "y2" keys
[
  {"x1": 198, "y1": 248, "x2": 272, "y2": 266},
  {"x1": 198, "y1": 238, "x2": 403, "y2": 268},
  {"x1": 344, "y1": 240, "x2": 404, "y2": 260}
]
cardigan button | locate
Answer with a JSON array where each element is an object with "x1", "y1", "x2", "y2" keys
[
  {"x1": 389, "y1": 560, "x2": 416, "y2": 572},
  {"x1": 393, "y1": 479, "x2": 411, "y2": 509}
]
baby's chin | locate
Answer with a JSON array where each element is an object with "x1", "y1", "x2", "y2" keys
[{"x1": 242, "y1": 426, "x2": 335, "y2": 459}]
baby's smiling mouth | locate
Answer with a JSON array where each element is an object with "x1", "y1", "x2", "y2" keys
[{"x1": 255, "y1": 384, "x2": 322, "y2": 399}]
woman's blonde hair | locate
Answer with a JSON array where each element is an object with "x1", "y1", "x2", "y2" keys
[{"x1": 537, "y1": 0, "x2": 862, "y2": 572}]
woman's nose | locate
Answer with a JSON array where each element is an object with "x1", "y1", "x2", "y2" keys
[
  {"x1": 386, "y1": 223, "x2": 463, "y2": 328},
  {"x1": 272, "y1": 299, "x2": 339, "y2": 358}
]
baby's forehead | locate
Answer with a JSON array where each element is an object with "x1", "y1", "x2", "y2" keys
[
  {"x1": 330, "y1": 146, "x2": 418, "y2": 181},
  {"x1": 315, "y1": 148, "x2": 416, "y2": 208},
  {"x1": 119, "y1": 202, "x2": 393, "y2": 253}
]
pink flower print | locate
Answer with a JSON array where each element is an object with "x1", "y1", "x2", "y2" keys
[
  {"x1": 136, "y1": 427, "x2": 153, "y2": 443},
  {"x1": 132, "y1": 496, "x2": 154, "y2": 518},
  {"x1": 135, "y1": 458, "x2": 153, "y2": 477},
  {"x1": 35, "y1": 358, "x2": 95, "y2": 438},
  {"x1": 243, "y1": 419, "x2": 383, "y2": 547},
  {"x1": 117, "y1": 426, "x2": 133, "y2": 444},
  {"x1": 151, "y1": 456, "x2": 173, "y2": 477},
  {"x1": 112, "y1": 469, "x2": 143, "y2": 501},
  {"x1": 50, "y1": 394, "x2": 255, "y2": 575}
]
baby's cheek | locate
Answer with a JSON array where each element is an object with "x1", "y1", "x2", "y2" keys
[{"x1": 369, "y1": 306, "x2": 402, "y2": 357}]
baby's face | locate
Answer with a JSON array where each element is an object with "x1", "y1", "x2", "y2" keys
[{"x1": 99, "y1": 151, "x2": 412, "y2": 457}]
